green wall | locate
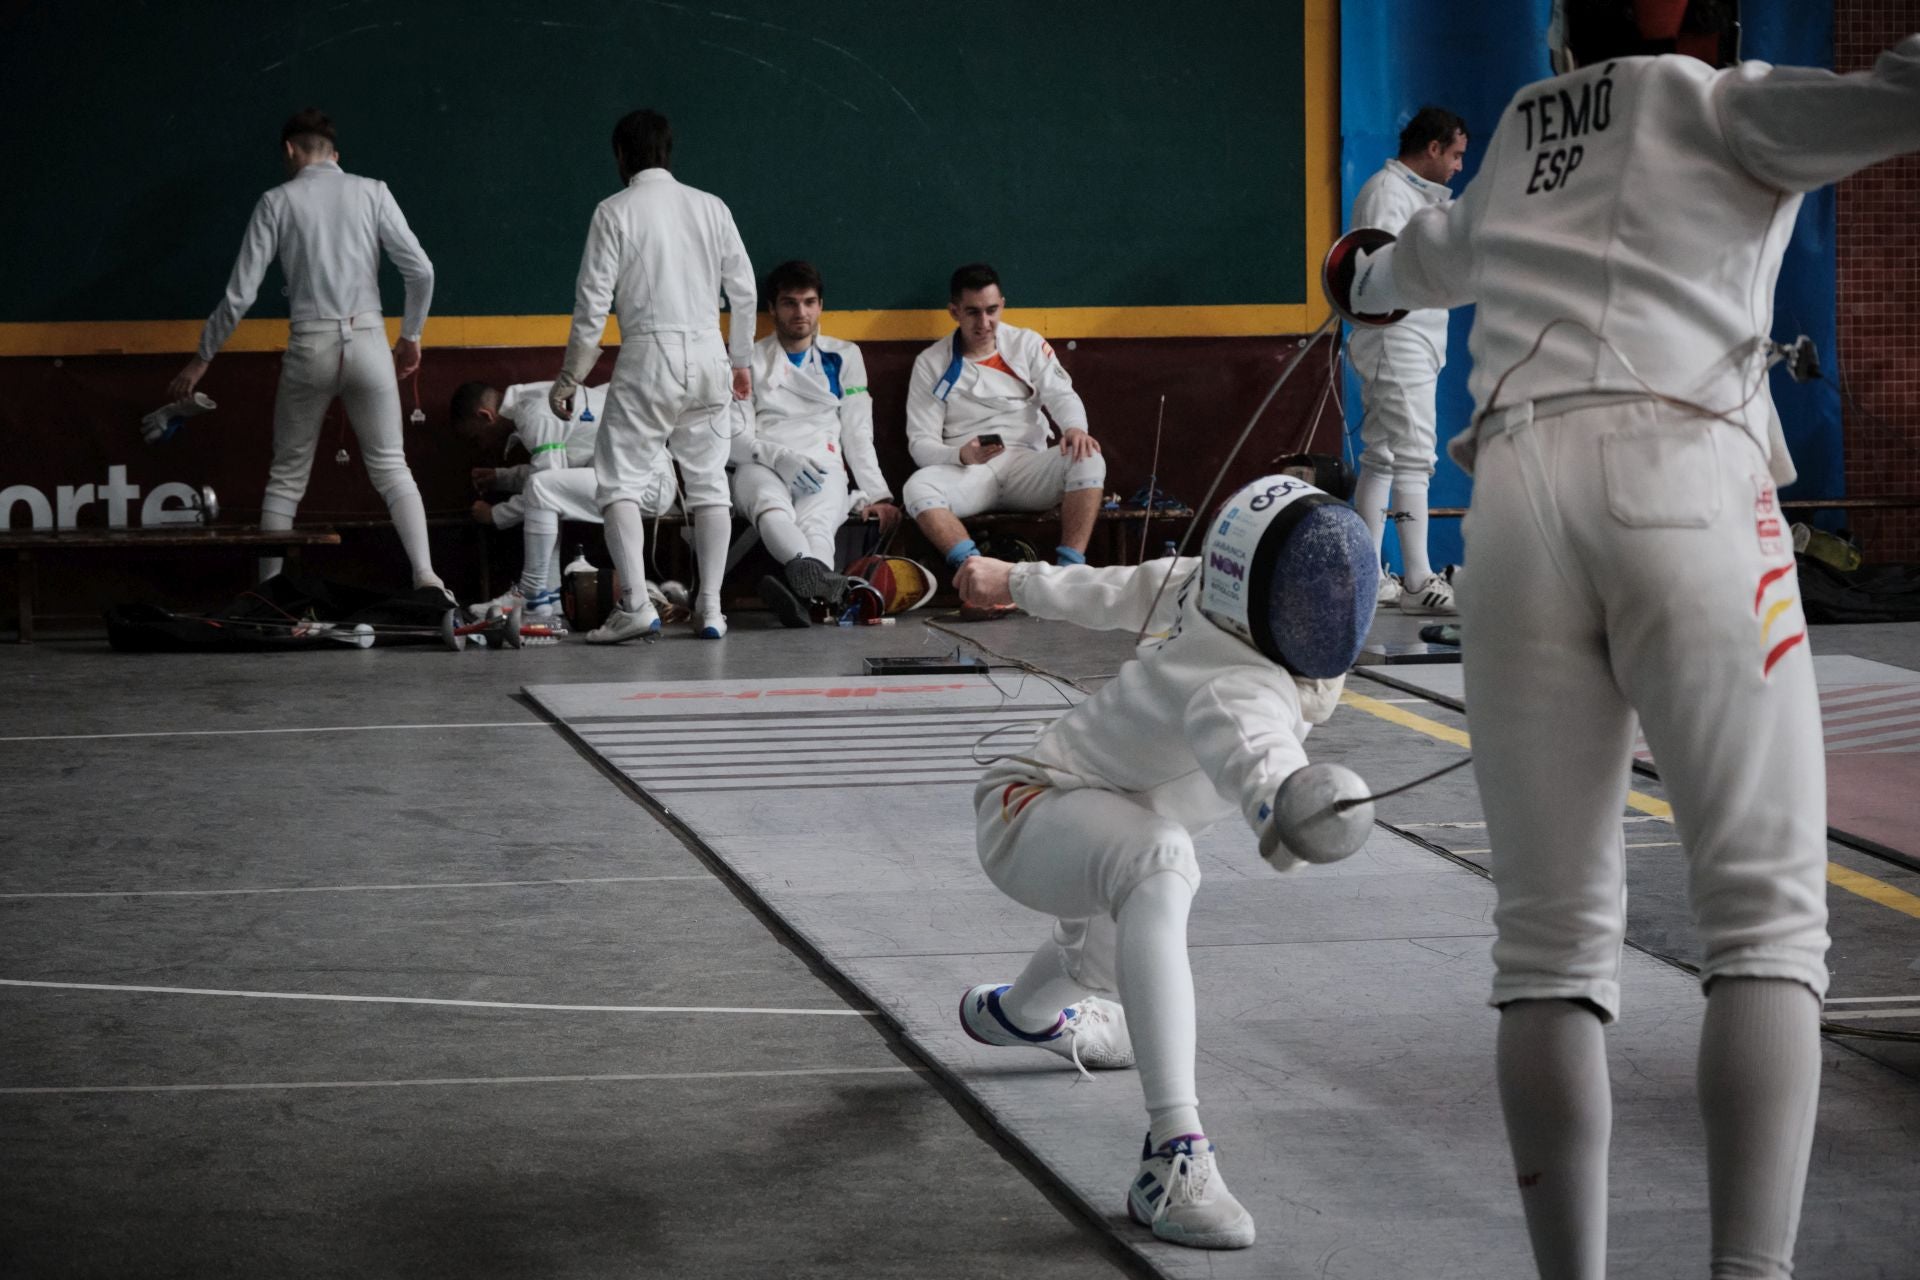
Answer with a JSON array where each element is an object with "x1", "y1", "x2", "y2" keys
[{"x1": 1, "y1": 2, "x2": 1307, "y2": 323}]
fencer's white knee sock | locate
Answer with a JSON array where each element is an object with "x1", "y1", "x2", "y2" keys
[
  {"x1": 517, "y1": 508, "x2": 560, "y2": 598},
  {"x1": 1392, "y1": 479, "x2": 1434, "y2": 589},
  {"x1": 1354, "y1": 469, "x2": 1392, "y2": 559},
  {"x1": 603, "y1": 500, "x2": 647, "y2": 612},
  {"x1": 1497, "y1": 999, "x2": 1611, "y2": 1280},
  {"x1": 258, "y1": 508, "x2": 293, "y2": 581},
  {"x1": 383, "y1": 490, "x2": 440, "y2": 588},
  {"x1": 1698, "y1": 978, "x2": 1822, "y2": 1280},
  {"x1": 1117, "y1": 872, "x2": 1201, "y2": 1147},
  {"x1": 999, "y1": 940, "x2": 1091, "y2": 1032},
  {"x1": 756, "y1": 509, "x2": 813, "y2": 567},
  {"x1": 692, "y1": 505, "x2": 730, "y2": 615}
]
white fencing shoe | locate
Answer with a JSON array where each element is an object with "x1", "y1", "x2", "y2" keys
[
  {"x1": 585, "y1": 604, "x2": 661, "y2": 644},
  {"x1": 959, "y1": 984, "x2": 1134, "y2": 1075},
  {"x1": 1376, "y1": 570, "x2": 1404, "y2": 607},
  {"x1": 694, "y1": 608, "x2": 728, "y2": 640},
  {"x1": 1398, "y1": 572, "x2": 1457, "y2": 616},
  {"x1": 468, "y1": 588, "x2": 522, "y2": 621},
  {"x1": 1126, "y1": 1133, "x2": 1256, "y2": 1250}
]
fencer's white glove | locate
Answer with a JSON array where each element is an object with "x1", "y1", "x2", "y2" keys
[
  {"x1": 762, "y1": 443, "x2": 829, "y2": 497},
  {"x1": 1258, "y1": 763, "x2": 1374, "y2": 872},
  {"x1": 140, "y1": 392, "x2": 216, "y2": 444},
  {"x1": 548, "y1": 372, "x2": 581, "y2": 421}
]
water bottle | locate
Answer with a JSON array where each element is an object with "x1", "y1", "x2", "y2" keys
[{"x1": 562, "y1": 544, "x2": 599, "y2": 628}]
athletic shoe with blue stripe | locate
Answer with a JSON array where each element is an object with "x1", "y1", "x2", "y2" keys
[
  {"x1": 958, "y1": 983, "x2": 1134, "y2": 1073},
  {"x1": 1127, "y1": 1132, "x2": 1255, "y2": 1250}
]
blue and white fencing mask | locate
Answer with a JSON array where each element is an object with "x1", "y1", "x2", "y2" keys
[{"x1": 1199, "y1": 475, "x2": 1378, "y2": 677}]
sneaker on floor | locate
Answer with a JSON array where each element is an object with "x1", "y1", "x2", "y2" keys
[
  {"x1": 959, "y1": 983, "x2": 1134, "y2": 1072},
  {"x1": 1398, "y1": 572, "x2": 1457, "y2": 616},
  {"x1": 1126, "y1": 1133, "x2": 1256, "y2": 1250},
  {"x1": 468, "y1": 588, "x2": 523, "y2": 621},
  {"x1": 585, "y1": 604, "x2": 661, "y2": 644},
  {"x1": 783, "y1": 554, "x2": 850, "y2": 605},
  {"x1": 758, "y1": 575, "x2": 811, "y2": 629},
  {"x1": 695, "y1": 608, "x2": 727, "y2": 639},
  {"x1": 1376, "y1": 570, "x2": 1404, "y2": 607}
]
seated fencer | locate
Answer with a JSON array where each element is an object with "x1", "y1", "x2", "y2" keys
[
  {"x1": 732, "y1": 260, "x2": 901, "y2": 628},
  {"x1": 951, "y1": 474, "x2": 1380, "y2": 1251},
  {"x1": 452, "y1": 379, "x2": 676, "y2": 631},
  {"x1": 903, "y1": 263, "x2": 1106, "y2": 610}
]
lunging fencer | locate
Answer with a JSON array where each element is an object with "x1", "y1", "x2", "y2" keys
[
  {"x1": 1347, "y1": 105, "x2": 1469, "y2": 614},
  {"x1": 451, "y1": 379, "x2": 677, "y2": 635},
  {"x1": 733, "y1": 260, "x2": 900, "y2": 628},
  {"x1": 951, "y1": 476, "x2": 1379, "y2": 1251},
  {"x1": 170, "y1": 109, "x2": 447, "y2": 595},
  {"x1": 551, "y1": 108, "x2": 756, "y2": 641},
  {"x1": 1329, "y1": 4, "x2": 1920, "y2": 1276}
]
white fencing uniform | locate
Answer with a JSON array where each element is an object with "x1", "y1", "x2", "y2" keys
[
  {"x1": 902, "y1": 323, "x2": 1106, "y2": 519},
  {"x1": 558, "y1": 169, "x2": 755, "y2": 513},
  {"x1": 196, "y1": 160, "x2": 435, "y2": 575},
  {"x1": 1359, "y1": 41, "x2": 1920, "y2": 1018},
  {"x1": 731, "y1": 333, "x2": 887, "y2": 564}
]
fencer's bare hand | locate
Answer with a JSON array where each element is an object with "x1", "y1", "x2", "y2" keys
[
  {"x1": 471, "y1": 499, "x2": 493, "y2": 525},
  {"x1": 471, "y1": 467, "x2": 497, "y2": 491},
  {"x1": 731, "y1": 367, "x2": 753, "y2": 401},
  {"x1": 958, "y1": 437, "x2": 1005, "y2": 466},
  {"x1": 167, "y1": 358, "x2": 208, "y2": 402},
  {"x1": 954, "y1": 555, "x2": 1015, "y2": 609},
  {"x1": 1060, "y1": 429, "x2": 1101, "y2": 461},
  {"x1": 393, "y1": 337, "x2": 422, "y2": 378},
  {"x1": 865, "y1": 501, "x2": 904, "y2": 536}
]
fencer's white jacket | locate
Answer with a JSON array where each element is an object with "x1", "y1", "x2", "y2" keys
[
  {"x1": 487, "y1": 381, "x2": 604, "y2": 528},
  {"x1": 558, "y1": 169, "x2": 756, "y2": 387},
  {"x1": 196, "y1": 160, "x2": 434, "y2": 362},
  {"x1": 905, "y1": 323, "x2": 1090, "y2": 467},
  {"x1": 1347, "y1": 157, "x2": 1452, "y2": 376},
  {"x1": 1003, "y1": 558, "x2": 1343, "y2": 857},
  {"x1": 743, "y1": 334, "x2": 891, "y2": 506},
  {"x1": 1357, "y1": 38, "x2": 1920, "y2": 484}
]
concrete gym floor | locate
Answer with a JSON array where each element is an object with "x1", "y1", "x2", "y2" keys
[{"x1": 3, "y1": 606, "x2": 1918, "y2": 1277}]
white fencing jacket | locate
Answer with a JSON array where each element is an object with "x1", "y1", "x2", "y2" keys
[
  {"x1": 1348, "y1": 157, "x2": 1453, "y2": 376},
  {"x1": 744, "y1": 333, "x2": 890, "y2": 505},
  {"x1": 559, "y1": 169, "x2": 756, "y2": 385},
  {"x1": 196, "y1": 160, "x2": 434, "y2": 362},
  {"x1": 487, "y1": 381, "x2": 602, "y2": 526},
  {"x1": 1002, "y1": 559, "x2": 1343, "y2": 859},
  {"x1": 1356, "y1": 39, "x2": 1920, "y2": 483},
  {"x1": 905, "y1": 322, "x2": 1090, "y2": 467}
]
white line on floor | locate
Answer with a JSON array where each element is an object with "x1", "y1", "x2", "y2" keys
[
  {"x1": 0, "y1": 875, "x2": 716, "y2": 901},
  {"x1": 1822, "y1": 1007, "x2": 1920, "y2": 1021},
  {"x1": 1450, "y1": 841, "x2": 1682, "y2": 855},
  {"x1": 0, "y1": 1066, "x2": 921, "y2": 1096},
  {"x1": 1825, "y1": 995, "x2": 1920, "y2": 1004},
  {"x1": 0, "y1": 979, "x2": 875, "y2": 1017},
  {"x1": 0, "y1": 722, "x2": 549, "y2": 745}
]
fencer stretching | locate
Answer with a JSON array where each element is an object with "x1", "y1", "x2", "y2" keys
[
  {"x1": 953, "y1": 475, "x2": 1378, "y2": 1252},
  {"x1": 1338, "y1": 10, "x2": 1920, "y2": 1278}
]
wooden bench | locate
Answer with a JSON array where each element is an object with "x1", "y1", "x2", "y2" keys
[{"x1": 1, "y1": 527, "x2": 342, "y2": 643}]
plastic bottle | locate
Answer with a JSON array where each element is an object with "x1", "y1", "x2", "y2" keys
[{"x1": 562, "y1": 544, "x2": 599, "y2": 628}]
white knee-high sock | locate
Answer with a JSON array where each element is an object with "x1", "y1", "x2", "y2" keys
[
  {"x1": 383, "y1": 489, "x2": 440, "y2": 588},
  {"x1": 518, "y1": 508, "x2": 560, "y2": 597},
  {"x1": 1392, "y1": 479, "x2": 1434, "y2": 588},
  {"x1": 1354, "y1": 468, "x2": 1392, "y2": 559},
  {"x1": 692, "y1": 504, "x2": 730, "y2": 615},
  {"x1": 602, "y1": 500, "x2": 647, "y2": 612},
  {"x1": 1117, "y1": 872, "x2": 1201, "y2": 1147},
  {"x1": 1498, "y1": 999, "x2": 1611, "y2": 1280},
  {"x1": 258, "y1": 508, "x2": 293, "y2": 581},
  {"x1": 1698, "y1": 978, "x2": 1822, "y2": 1280},
  {"x1": 1000, "y1": 939, "x2": 1091, "y2": 1032},
  {"x1": 757, "y1": 509, "x2": 812, "y2": 567}
]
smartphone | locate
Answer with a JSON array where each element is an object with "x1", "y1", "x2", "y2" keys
[{"x1": 976, "y1": 433, "x2": 1003, "y2": 447}]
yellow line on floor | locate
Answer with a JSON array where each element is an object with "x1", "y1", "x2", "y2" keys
[{"x1": 1339, "y1": 689, "x2": 1920, "y2": 922}]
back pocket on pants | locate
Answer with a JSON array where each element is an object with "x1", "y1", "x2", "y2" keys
[{"x1": 1601, "y1": 426, "x2": 1720, "y2": 528}]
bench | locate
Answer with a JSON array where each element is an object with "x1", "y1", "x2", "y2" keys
[
  {"x1": 2, "y1": 527, "x2": 342, "y2": 643},
  {"x1": 970, "y1": 502, "x2": 1198, "y2": 565}
]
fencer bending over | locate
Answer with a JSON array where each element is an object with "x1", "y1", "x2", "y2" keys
[
  {"x1": 952, "y1": 476, "x2": 1377, "y2": 1252},
  {"x1": 1340, "y1": 7, "x2": 1920, "y2": 1277},
  {"x1": 452, "y1": 380, "x2": 676, "y2": 632},
  {"x1": 551, "y1": 108, "x2": 755, "y2": 642},
  {"x1": 169, "y1": 108, "x2": 446, "y2": 595}
]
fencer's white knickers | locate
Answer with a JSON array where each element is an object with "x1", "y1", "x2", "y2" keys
[
  {"x1": 903, "y1": 445, "x2": 1106, "y2": 520},
  {"x1": 524, "y1": 465, "x2": 673, "y2": 525},
  {"x1": 596, "y1": 329, "x2": 734, "y2": 512},
  {"x1": 1458, "y1": 400, "x2": 1830, "y2": 1020},
  {"x1": 975, "y1": 763, "x2": 1203, "y2": 994},
  {"x1": 262, "y1": 314, "x2": 420, "y2": 519},
  {"x1": 731, "y1": 460, "x2": 849, "y2": 565},
  {"x1": 1350, "y1": 333, "x2": 1441, "y2": 483}
]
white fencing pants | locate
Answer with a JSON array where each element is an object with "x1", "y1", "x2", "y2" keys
[
  {"x1": 732, "y1": 461, "x2": 849, "y2": 566},
  {"x1": 595, "y1": 329, "x2": 733, "y2": 513},
  {"x1": 903, "y1": 445, "x2": 1106, "y2": 520}
]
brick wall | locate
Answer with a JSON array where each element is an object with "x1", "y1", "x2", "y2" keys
[{"x1": 1835, "y1": 2, "x2": 1920, "y2": 562}]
